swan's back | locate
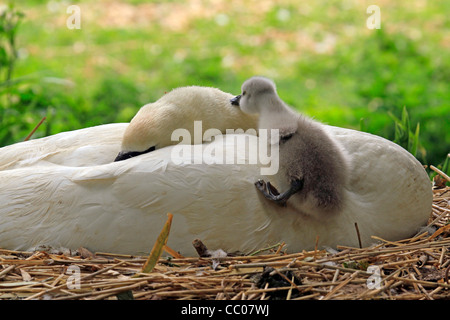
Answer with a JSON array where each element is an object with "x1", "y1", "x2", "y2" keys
[
  {"x1": 0, "y1": 124, "x2": 432, "y2": 255},
  {"x1": 0, "y1": 123, "x2": 127, "y2": 170},
  {"x1": 323, "y1": 125, "x2": 432, "y2": 242}
]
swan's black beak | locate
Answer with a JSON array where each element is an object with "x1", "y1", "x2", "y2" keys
[
  {"x1": 114, "y1": 146, "x2": 156, "y2": 162},
  {"x1": 230, "y1": 95, "x2": 241, "y2": 106}
]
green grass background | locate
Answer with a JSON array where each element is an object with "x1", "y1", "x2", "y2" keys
[{"x1": 1, "y1": 0, "x2": 449, "y2": 167}]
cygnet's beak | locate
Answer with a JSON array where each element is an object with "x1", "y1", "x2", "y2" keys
[
  {"x1": 230, "y1": 95, "x2": 241, "y2": 106},
  {"x1": 114, "y1": 146, "x2": 156, "y2": 162}
]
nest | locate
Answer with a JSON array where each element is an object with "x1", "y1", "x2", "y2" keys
[{"x1": 1, "y1": 185, "x2": 449, "y2": 300}]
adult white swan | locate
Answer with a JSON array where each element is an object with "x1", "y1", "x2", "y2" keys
[{"x1": 0, "y1": 122, "x2": 432, "y2": 256}]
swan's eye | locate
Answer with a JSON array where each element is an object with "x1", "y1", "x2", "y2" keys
[{"x1": 242, "y1": 91, "x2": 246, "y2": 96}]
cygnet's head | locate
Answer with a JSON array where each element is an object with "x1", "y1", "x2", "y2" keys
[{"x1": 230, "y1": 76, "x2": 278, "y2": 114}]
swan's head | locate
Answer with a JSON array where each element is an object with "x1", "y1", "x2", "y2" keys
[
  {"x1": 114, "y1": 101, "x2": 171, "y2": 162},
  {"x1": 230, "y1": 76, "x2": 278, "y2": 114},
  {"x1": 115, "y1": 85, "x2": 258, "y2": 162},
  {"x1": 114, "y1": 113, "x2": 157, "y2": 161}
]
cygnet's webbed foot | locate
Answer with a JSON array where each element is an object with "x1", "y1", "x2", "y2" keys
[{"x1": 255, "y1": 179, "x2": 303, "y2": 207}]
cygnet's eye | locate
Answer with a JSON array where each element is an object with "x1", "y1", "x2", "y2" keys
[{"x1": 242, "y1": 91, "x2": 246, "y2": 96}]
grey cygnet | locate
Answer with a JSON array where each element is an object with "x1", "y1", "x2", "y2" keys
[{"x1": 231, "y1": 76, "x2": 348, "y2": 216}]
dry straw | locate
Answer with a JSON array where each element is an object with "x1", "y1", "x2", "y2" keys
[{"x1": 0, "y1": 184, "x2": 449, "y2": 300}]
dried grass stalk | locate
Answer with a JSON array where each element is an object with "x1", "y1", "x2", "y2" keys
[{"x1": 0, "y1": 187, "x2": 449, "y2": 300}]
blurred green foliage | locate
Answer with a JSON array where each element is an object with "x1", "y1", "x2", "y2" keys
[
  {"x1": 389, "y1": 107, "x2": 421, "y2": 159},
  {"x1": 1, "y1": 0, "x2": 449, "y2": 174}
]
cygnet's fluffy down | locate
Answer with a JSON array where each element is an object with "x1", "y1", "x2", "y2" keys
[
  {"x1": 231, "y1": 76, "x2": 348, "y2": 218},
  {"x1": 115, "y1": 86, "x2": 259, "y2": 161}
]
